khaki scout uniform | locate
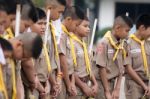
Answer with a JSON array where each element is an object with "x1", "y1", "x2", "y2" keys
[
  {"x1": 33, "y1": 48, "x2": 50, "y2": 99},
  {"x1": 58, "y1": 31, "x2": 75, "y2": 99},
  {"x1": 3, "y1": 59, "x2": 13, "y2": 99},
  {"x1": 72, "y1": 39, "x2": 92, "y2": 99},
  {"x1": 0, "y1": 64, "x2": 7, "y2": 99},
  {"x1": 95, "y1": 33, "x2": 126, "y2": 99},
  {"x1": 22, "y1": 40, "x2": 50, "y2": 99},
  {"x1": 48, "y1": 27, "x2": 62, "y2": 99},
  {"x1": 124, "y1": 38, "x2": 150, "y2": 99},
  {"x1": 92, "y1": 52, "x2": 103, "y2": 99},
  {"x1": 1, "y1": 28, "x2": 15, "y2": 99}
]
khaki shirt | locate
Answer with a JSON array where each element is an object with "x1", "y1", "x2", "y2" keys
[
  {"x1": 58, "y1": 32, "x2": 74, "y2": 75},
  {"x1": 4, "y1": 59, "x2": 13, "y2": 99},
  {"x1": 74, "y1": 40, "x2": 89, "y2": 78},
  {"x1": 48, "y1": 30, "x2": 60, "y2": 71},
  {"x1": 35, "y1": 48, "x2": 49, "y2": 82},
  {"x1": 125, "y1": 38, "x2": 150, "y2": 81},
  {"x1": 96, "y1": 33, "x2": 127, "y2": 80}
]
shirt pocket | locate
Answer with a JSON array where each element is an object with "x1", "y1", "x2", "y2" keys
[
  {"x1": 107, "y1": 49, "x2": 115, "y2": 60},
  {"x1": 130, "y1": 49, "x2": 142, "y2": 67},
  {"x1": 76, "y1": 48, "x2": 85, "y2": 66}
]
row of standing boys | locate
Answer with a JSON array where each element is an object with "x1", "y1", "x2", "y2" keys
[{"x1": 0, "y1": 0, "x2": 150, "y2": 99}]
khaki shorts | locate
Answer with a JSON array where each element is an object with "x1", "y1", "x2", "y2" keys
[
  {"x1": 0, "y1": 92, "x2": 4, "y2": 99},
  {"x1": 95, "y1": 78, "x2": 116, "y2": 99},
  {"x1": 125, "y1": 78, "x2": 149, "y2": 99}
]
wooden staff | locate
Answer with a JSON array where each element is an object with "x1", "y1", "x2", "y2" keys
[
  {"x1": 15, "y1": 4, "x2": 21, "y2": 37},
  {"x1": 0, "y1": 45, "x2": 6, "y2": 65},
  {"x1": 89, "y1": 19, "x2": 98, "y2": 54},
  {"x1": 44, "y1": 9, "x2": 51, "y2": 45}
]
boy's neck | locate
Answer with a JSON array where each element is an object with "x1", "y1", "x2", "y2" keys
[
  {"x1": 75, "y1": 33, "x2": 82, "y2": 40},
  {"x1": 135, "y1": 31, "x2": 144, "y2": 40},
  {"x1": 62, "y1": 21, "x2": 69, "y2": 32},
  {"x1": 111, "y1": 30, "x2": 120, "y2": 41}
]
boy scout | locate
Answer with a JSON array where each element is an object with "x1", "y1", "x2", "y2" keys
[
  {"x1": 124, "y1": 14, "x2": 150, "y2": 99},
  {"x1": 95, "y1": 15, "x2": 133, "y2": 99},
  {"x1": 0, "y1": 0, "x2": 8, "y2": 35},
  {"x1": 9, "y1": 32, "x2": 43, "y2": 99},
  {"x1": 59, "y1": 6, "x2": 86, "y2": 98},
  {"x1": 71, "y1": 18, "x2": 98, "y2": 98},
  {"x1": 44, "y1": 0, "x2": 66, "y2": 98},
  {"x1": 3, "y1": 1, "x2": 38, "y2": 39},
  {"x1": 23, "y1": 7, "x2": 49, "y2": 99},
  {"x1": 0, "y1": 37, "x2": 13, "y2": 99}
]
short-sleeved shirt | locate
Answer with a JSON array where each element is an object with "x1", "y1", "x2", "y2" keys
[
  {"x1": 58, "y1": 32, "x2": 74, "y2": 75},
  {"x1": 125, "y1": 38, "x2": 150, "y2": 81},
  {"x1": 3, "y1": 59, "x2": 13, "y2": 99},
  {"x1": 48, "y1": 30, "x2": 60, "y2": 71},
  {"x1": 74, "y1": 40, "x2": 89, "y2": 78},
  {"x1": 34, "y1": 48, "x2": 49, "y2": 82},
  {"x1": 96, "y1": 33, "x2": 127, "y2": 80}
]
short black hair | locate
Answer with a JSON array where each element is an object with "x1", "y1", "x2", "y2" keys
[
  {"x1": 0, "y1": 37, "x2": 13, "y2": 51},
  {"x1": 31, "y1": 35, "x2": 43, "y2": 59},
  {"x1": 0, "y1": 0, "x2": 7, "y2": 12},
  {"x1": 120, "y1": 15, "x2": 133, "y2": 28},
  {"x1": 4, "y1": 0, "x2": 17, "y2": 15},
  {"x1": 36, "y1": 7, "x2": 46, "y2": 20},
  {"x1": 21, "y1": 0, "x2": 38, "y2": 23},
  {"x1": 136, "y1": 13, "x2": 150, "y2": 29},
  {"x1": 63, "y1": 5, "x2": 86, "y2": 20},
  {"x1": 57, "y1": 0, "x2": 66, "y2": 6}
]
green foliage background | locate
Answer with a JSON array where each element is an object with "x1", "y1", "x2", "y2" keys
[
  {"x1": 32, "y1": 0, "x2": 45, "y2": 7},
  {"x1": 94, "y1": 27, "x2": 111, "y2": 44}
]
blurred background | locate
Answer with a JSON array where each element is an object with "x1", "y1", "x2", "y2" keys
[{"x1": 32, "y1": 0, "x2": 150, "y2": 44}]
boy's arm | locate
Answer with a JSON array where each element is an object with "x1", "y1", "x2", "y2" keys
[
  {"x1": 125, "y1": 64, "x2": 147, "y2": 90},
  {"x1": 74, "y1": 74, "x2": 93, "y2": 97},
  {"x1": 59, "y1": 54, "x2": 70, "y2": 88},
  {"x1": 21, "y1": 58, "x2": 45, "y2": 94},
  {"x1": 124, "y1": 42, "x2": 147, "y2": 91},
  {"x1": 112, "y1": 74, "x2": 122, "y2": 99},
  {"x1": 96, "y1": 41, "x2": 112, "y2": 98},
  {"x1": 21, "y1": 58, "x2": 37, "y2": 88},
  {"x1": 99, "y1": 67, "x2": 111, "y2": 94}
]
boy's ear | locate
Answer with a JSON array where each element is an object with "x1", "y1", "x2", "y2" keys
[
  {"x1": 66, "y1": 17, "x2": 72, "y2": 21},
  {"x1": 16, "y1": 40, "x2": 23, "y2": 47},
  {"x1": 115, "y1": 24, "x2": 121, "y2": 31},
  {"x1": 46, "y1": 5, "x2": 52, "y2": 10},
  {"x1": 139, "y1": 25, "x2": 146, "y2": 31}
]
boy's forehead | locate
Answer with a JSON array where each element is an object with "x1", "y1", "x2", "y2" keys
[
  {"x1": 56, "y1": 4, "x2": 65, "y2": 12},
  {"x1": 38, "y1": 19, "x2": 46, "y2": 22}
]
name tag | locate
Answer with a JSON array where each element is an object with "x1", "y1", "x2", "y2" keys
[
  {"x1": 108, "y1": 49, "x2": 114, "y2": 53},
  {"x1": 130, "y1": 49, "x2": 141, "y2": 53}
]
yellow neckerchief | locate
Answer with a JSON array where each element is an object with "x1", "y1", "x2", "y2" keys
[
  {"x1": 3, "y1": 27, "x2": 14, "y2": 39},
  {"x1": 0, "y1": 64, "x2": 8, "y2": 99},
  {"x1": 130, "y1": 34, "x2": 149, "y2": 77},
  {"x1": 49, "y1": 21, "x2": 59, "y2": 59},
  {"x1": 9, "y1": 59, "x2": 16, "y2": 99},
  {"x1": 61, "y1": 24, "x2": 77, "y2": 67},
  {"x1": 43, "y1": 44, "x2": 51, "y2": 72},
  {"x1": 104, "y1": 31, "x2": 126, "y2": 61},
  {"x1": 70, "y1": 34, "x2": 91, "y2": 76}
]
